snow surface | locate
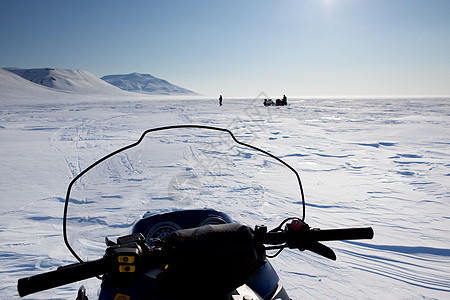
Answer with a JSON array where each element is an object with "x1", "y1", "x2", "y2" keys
[
  {"x1": 0, "y1": 81, "x2": 449, "y2": 299},
  {"x1": 101, "y1": 72, "x2": 198, "y2": 95}
]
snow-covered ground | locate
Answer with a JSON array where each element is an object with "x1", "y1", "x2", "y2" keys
[{"x1": 0, "y1": 86, "x2": 449, "y2": 298}]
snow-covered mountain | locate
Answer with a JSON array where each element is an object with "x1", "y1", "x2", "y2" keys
[
  {"x1": 101, "y1": 72, "x2": 198, "y2": 95},
  {"x1": 0, "y1": 68, "x2": 72, "y2": 100},
  {"x1": 6, "y1": 68, "x2": 130, "y2": 96},
  {"x1": 1, "y1": 68, "x2": 198, "y2": 99}
]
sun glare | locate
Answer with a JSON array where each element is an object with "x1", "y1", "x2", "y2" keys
[{"x1": 324, "y1": 0, "x2": 335, "y2": 9}]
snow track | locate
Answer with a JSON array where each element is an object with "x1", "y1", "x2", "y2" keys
[{"x1": 0, "y1": 96, "x2": 449, "y2": 299}]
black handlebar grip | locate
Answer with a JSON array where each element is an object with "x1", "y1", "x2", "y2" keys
[
  {"x1": 312, "y1": 227, "x2": 374, "y2": 241},
  {"x1": 18, "y1": 258, "x2": 108, "y2": 297}
]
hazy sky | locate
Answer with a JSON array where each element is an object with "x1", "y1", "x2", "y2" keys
[{"x1": 1, "y1": 0, "x2": 449, "y2": 97}]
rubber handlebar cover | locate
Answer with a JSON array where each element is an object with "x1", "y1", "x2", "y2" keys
[
  {"x1": 18, "y1": 258, "x2": 108, "y2": 297},
  {"x1": 312, "y1": 227, "x2": 374, "y2": 241}
]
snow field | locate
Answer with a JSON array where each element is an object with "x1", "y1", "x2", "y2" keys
[{"x1": 0, "y1": 96, "x2": 449, "y2": 299}]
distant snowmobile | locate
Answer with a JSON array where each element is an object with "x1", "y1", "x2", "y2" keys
[
  {"x1": 263, "y1": 99, "x2": 275, "y2": 106},
  {"x1": 263, "y1": 96, "x2": 287, "y2": 106},
  {"x1": 17, "y1": 125, "x2": 373, "y2": 299}
]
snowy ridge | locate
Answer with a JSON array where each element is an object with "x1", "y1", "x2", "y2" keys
[
  {"x1": 101, "y1": 72, "x2": 198, "y2": 95},
  {"x1": 6, "y1": 68, "x2": 131, "y2": 96},
  {"x1": 0, "y1": 68, "x2": 72, "y2": 99}
]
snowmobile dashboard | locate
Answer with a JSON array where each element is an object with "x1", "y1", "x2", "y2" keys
[{"x1": 132, "y1": 209, "x2": 232, "y2": 245}]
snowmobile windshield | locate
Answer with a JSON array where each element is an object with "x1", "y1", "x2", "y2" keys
[{"x1": 63, "y1": 125, "x2": 305, "y2": 262}]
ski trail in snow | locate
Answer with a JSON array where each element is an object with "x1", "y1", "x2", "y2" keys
[{"x1": 339, "y1": 241, "x2": 450, "y2": 292}]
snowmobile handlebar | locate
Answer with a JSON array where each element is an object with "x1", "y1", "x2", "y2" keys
[
  {"x1": 260, "y1": 226, "x2": 374, "y2": 244},
  {"x1": 311, "y1": 226, "x2": 374, "y2": 241},
  {"x1": 256, "y1": 220, "x2": 373, "y2": 260},
  {"x1": 17, "y1": 222, "x2": 374, "y2": 297},
  {"x1": 18, "y1": 233, "x2": 152, "y2": 297},
  {"x1": 17, "y1": 257, "x2": 109, "y2": 297}
]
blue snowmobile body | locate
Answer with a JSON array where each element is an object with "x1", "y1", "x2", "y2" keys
[{"x1": 98, "y1": 209, "x2": 289, "y2": 299}]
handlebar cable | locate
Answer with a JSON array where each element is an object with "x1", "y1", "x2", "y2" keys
[
  {"x1": 63, "y1": 125, "x2": 306, "y2": 263},
  {"x1": 264, "y1": 217, "x2": 303, "y2": 258},
  {"x1": 269, "y1": 217, "x2": 303, "y2": 233},
  {"x1": 265, "y1": 245, "x2": 287, "y2": 258}
]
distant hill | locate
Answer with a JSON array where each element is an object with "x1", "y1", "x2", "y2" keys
[
  {"x1": 0, "y1": 68, "x2": 72, "y2": 100},
  {"x1": 101, "y1": 72, "x2": 198, "y2": 95},
  {"x1": 6, "y1": 68, "x2": 129, "y2": 95}
]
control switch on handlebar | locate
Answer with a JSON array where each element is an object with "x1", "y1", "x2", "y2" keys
[
  {"x1": 113, "y1": 248, "x2": 139, "y2": 273},
  {"x1": 102, "y1": 233, "x2": 153, "y2": 289},
  {"x1": 290, "y1": 219, "x2": 304, "y2": 231}
]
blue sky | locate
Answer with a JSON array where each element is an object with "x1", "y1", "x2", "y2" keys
[{"x1": 1, "y1": 0, "x2": 449, "y2": 97}]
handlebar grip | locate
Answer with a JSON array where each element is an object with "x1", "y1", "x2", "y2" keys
[
  {"x1": 18, "y1": 258, "x2": 108, "y2": 297},
  {"x1": 311, "y1": 227, "x2": 374, "y2": 241}
]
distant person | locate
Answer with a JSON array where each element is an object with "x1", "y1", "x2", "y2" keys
[
  {"x1": 282, "y1": 94, "x2": 287, "y2": 106},
  {"x1": 219, "y1": 95, "x2": 223, "y2": 106}
]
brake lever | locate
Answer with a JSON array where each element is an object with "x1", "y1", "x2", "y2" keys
[{"x1": 305, "y1": 241, "x2": 336, "y2": 260}]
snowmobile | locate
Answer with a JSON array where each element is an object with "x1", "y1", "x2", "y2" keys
[
  {"x1": 17, "y1": 125, "x2": 374, "y2": 299},
  {"x1": 263, "y1": 97, "x2": 287, "y2": 106}
]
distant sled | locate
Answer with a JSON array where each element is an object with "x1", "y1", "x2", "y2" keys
[{"x1": 263, "y1": 98, "x2": 287, "y2": 106}]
